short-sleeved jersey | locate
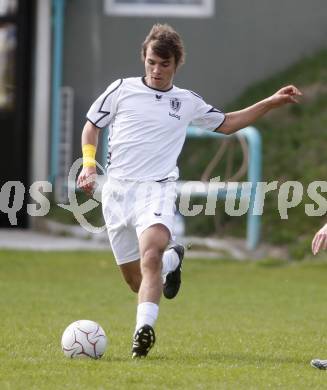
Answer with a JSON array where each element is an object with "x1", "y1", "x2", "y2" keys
[{"x1": 86, "y1": 77, "x2": 225, "y2": 181}]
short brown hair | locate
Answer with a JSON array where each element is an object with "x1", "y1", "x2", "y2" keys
[{"x1": 141, "y1": 24, "x2": 185, "y2": 68}]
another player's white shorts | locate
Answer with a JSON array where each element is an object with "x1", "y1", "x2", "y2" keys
[{"x1": 102, "y1": 176, "x2": 177, "y2": 265}]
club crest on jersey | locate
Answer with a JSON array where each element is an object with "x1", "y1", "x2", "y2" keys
[{"x1": 170, "y1": 98, "x2": 181, "y2": 112}]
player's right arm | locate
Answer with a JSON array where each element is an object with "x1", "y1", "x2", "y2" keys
[
  {"x1": 77, "y1": 79, "x2": 122, "y2": 195},
  {"x1": 312, "y1": 223, "x2": 327, "y2": 255},
  {"x1": 77, "y1": 121, "x2": 100, "y2": 195}
]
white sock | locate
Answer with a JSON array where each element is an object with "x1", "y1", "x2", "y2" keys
[
  {"x1": 135, "y1": 302, "x2": 159, "y2": 332},
  {"x1": 161, "y1": 248, "x2": 179, "y2": 277}
]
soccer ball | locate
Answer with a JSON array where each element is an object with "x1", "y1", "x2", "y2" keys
[{"x1": 61, "y1": 320, "x2": 108, "y2": 359}]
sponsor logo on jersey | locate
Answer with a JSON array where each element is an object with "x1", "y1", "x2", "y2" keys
[
  {"x1": 169, "y1": 112, "x2": 181, "y2": 120},
  {"x1": 170, "y1": 97, "x2": 181, "y2": 112},
  {"x1": 155, "y1": 94, "x2": 162, "y2": 101}
]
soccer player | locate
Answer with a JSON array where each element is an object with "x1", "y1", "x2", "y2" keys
[
  {"x1": 77, "y1": 23, "x2": 302, "y2": 358},
  {"x1": 312, "y1": 223, "x2": 327, "y2": 256},
  {"x1": 311, "y1": 223, "x2": 327, "y2": 370}
]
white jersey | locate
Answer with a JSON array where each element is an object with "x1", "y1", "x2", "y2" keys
[{"x1": 86, "y1": 77, "x2": 225, "y2": 181}]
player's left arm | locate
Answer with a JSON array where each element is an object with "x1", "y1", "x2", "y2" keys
[
  {"x1": 216, "y1": 85, "x2": 302, "y2": 135},
  {"x1": 312, "y1": 223, "x2": 327, "y2": 255}
]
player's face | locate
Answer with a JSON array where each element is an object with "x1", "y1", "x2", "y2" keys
[{"x1": 144, "y1": 45, "x2": 176, "y2": 91}]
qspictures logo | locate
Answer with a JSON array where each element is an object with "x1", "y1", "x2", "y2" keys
[{"x1": 0, "y1": 159, "x2": 326, "y2": 233}]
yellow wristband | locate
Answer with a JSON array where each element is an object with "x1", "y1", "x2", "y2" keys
[{"x1": 82, "y1": 144, "x2": 96, "y2": 168}]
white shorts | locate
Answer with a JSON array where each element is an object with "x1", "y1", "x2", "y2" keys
[{"x1": 102, "y1": 176, "x2": 177, "y2": 265}]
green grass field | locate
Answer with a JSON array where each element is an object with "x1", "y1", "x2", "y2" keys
[{"x1": 1, "y1": 250, "x2": 327, "y2": 389}]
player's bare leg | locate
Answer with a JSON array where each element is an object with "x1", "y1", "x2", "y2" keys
[
  {"x1": 119, "y1": 247, "x2": 183, "y2": 297},
  {"x1": 119, "y1": 260, "x2": 141, "y2": 293},
  {"x1": 138, "y1": 224, "x2": 169, "y2": 303},
  {"x1": 131, "y1": 224, "x2": 170, "y2": 358}
]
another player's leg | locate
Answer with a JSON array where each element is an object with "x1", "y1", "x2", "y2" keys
[
  {"x1": 311, "y1": 359, "x2": 327, "y2": 369},
  {"x1": 132, "y1": 224, "x2": 170, "y2": 358}
]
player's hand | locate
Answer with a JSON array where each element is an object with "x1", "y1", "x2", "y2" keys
[
  {"x1": 268, "y1": 85, "x2": 303, "y2": 108},
  {"x1": 312, "y1": 223, "x2": 327, "y2": 255},
  {"x1": 77, "y1": 166, "x2": 97, "y2": 196}
]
